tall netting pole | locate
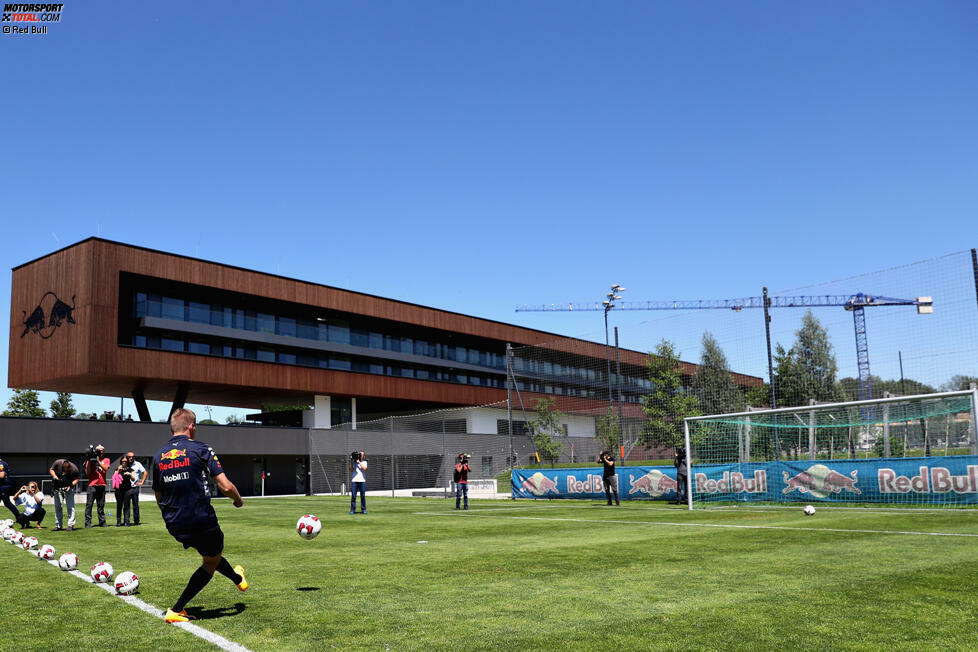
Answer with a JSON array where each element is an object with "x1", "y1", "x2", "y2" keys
[{"x1": 683, "y1": 418, "x2": 693, "y2": 510}]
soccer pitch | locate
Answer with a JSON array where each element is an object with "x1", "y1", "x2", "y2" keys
[{"x1": 4, "y1": 497, "x2": 978, "y2": 651}]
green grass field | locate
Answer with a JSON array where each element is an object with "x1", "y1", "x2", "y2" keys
[{"x1": 4, "y1": 496, "x2": 978, "y2": 651}]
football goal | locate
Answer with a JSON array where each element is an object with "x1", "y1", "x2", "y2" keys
[{"x1": 682, "y1": 389, "x2": 978, "y2": 508}]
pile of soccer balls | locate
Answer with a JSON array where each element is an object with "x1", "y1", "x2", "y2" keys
[{"x1": 0, "y1": 519, "x2": 138, "y2": 595}]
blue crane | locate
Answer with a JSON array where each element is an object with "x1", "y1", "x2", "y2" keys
[{"x1": 516, "y1": 290, "x2": 933, "y2": 407}]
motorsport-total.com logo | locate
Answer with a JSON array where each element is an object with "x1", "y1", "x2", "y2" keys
[{"x1": 2, "y1": 3, "x2": 63, "y2": 35}]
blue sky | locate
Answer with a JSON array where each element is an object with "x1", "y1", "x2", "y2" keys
[{"x1": 2, "y1": 2, "x2": 977, "y2": 422}]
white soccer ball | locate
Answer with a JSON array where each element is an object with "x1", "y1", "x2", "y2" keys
[
  {"x1": 10, "y1": 531, "x2": 24, "y2": 546},
  {"x1": 22, "y1": 536, "x2": 38, "y2": 550},
  {"x1": 58, "y1": 552, "x2": 79, "y2": 571},
  {"x1": 1, "y1": 528, "x2": 13, "y2": 541},
  {"x1": 114, "y1": 570, "x2": 139, "y2": 595},
  {"x1": 803, "y1": 504, "x2": 816, "y2": 516},
  {"x1": 0, "y1": 519, "x2": 12, "y2": 529},
  {"x1": 38, "y1": 544, "x2": 56, "y2": 560},
  {"x1": 91, "y1": 561, "x2": 114, "y2": 583},
  {"x1": 296, "y1": 514, "x2": 322, "y2": 540}
]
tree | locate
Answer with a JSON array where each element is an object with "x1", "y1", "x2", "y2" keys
[
  {"x1": 595, "y1": 406, "x2": 620, "y2": 453},
  {"x1": 225, "y1": 414, "x2": 243, "y2": 425},
  {"x1": 839, "y1": 375, "x2": 936, "y2": 400},
  {"x1": 199, "y1": 419, "x2": 219, "y2": 425},
  {"x1": 641, "y1": 339, "x2": 701, "y2": 449},
  {"x1": 775, "y1": 311, "x2": 840, "y2": 407},
  {"x1": 942, "y1": 375, "x2": 978, "y2": 392},
  {"x1": 49, "y1": 392, "x2": 76, "y2": 418},
  {"x1": 2, "y1": 389, "x2": 45, "y2": 417},
  {"x1": 744, "y1": 383, "x2": 772, "y2": 409},
  {"x1": 692, "y1": 332, "x2": 745, "y2": 416},
  {"x1": 529, "y1": 397, "x2": 565, "y2": 466}
]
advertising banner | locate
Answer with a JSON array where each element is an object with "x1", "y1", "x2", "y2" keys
[{"x1": 512, "y1": 456, "x2": 978, "y2": 504}]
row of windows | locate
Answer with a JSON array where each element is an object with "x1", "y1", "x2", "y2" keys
[
  {"x1": 130, "y1": 335, "x2": 506, "y2": 388},
  {"x1": 135, "y1": 292, "x2": 508, "y2": 369},
  {"x1": 512, "y1": 356, "x2": 655, "y2": 391}
]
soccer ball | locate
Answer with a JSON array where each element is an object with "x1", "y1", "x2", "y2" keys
[
  {"x1": 1, "y1": 528, "x2": 13, "y2": 541},
  {"x1": 91, "y1": 561, "x2": 114, "y2": 583},
  {"x1": 58, "y1": 552, "x2": 79, "y2": 571},
  {"x1": 296, "y1": 514, "x2": 322, "y2": 539},
  {"x1": 803, "y1": 505, "x2": 816, "y2": 516},
  {"x1": 0, "y1": 519, "x2": 12, "y2": 529},
  {"x1": 38, "y1": 544, "x2": 56, "y2": 560},
  {"x1": 10, "y1": 531, "x2": 24, "y2": 546},
  {"x1": 22, "y1": 536, "x2": 38, "y2": 550},
  {"x1": 114, "y1": 571, "x2": 139, "y2": 595}
]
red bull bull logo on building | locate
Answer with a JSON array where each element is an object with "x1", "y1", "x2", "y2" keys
[{"x1": 782, "y1": 464, "x2": 860, "y2": 498}]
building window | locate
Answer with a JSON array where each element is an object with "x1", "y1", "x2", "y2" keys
[
  {"x1": 162, "y1": 297, "x2": 184, "y2": 321},
  {"x1": 482, "y1": 456, "x2": 492, "y2": 476},
  {"x1": 188, "y1": 302, "x2": 209, "y2": 324},
  {"x1": 161, "y1": 337, "x2": 184, "y2": 352},
  {"x1": 257, "y1": 349, "x2": 275, "y2": 362},
  {"x1": 277, "y1": 317, "x2": 296, "y2": 338}
]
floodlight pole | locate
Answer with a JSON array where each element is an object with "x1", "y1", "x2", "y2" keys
[
  {"x1": 763, "y1": 287, "x2": 776, "y2": 409},
  {"x1": 615, "y1": 326, "x2": 625, "y2": 466}
]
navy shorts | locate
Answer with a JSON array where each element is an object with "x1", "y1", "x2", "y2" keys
[{"x1": 170, "y1": 526, "x2": 225, "y2": 557}]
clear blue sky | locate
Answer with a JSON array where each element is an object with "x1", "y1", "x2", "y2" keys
[{"x1": 2, "y1": 2, "x2": 977, "y2": 421}]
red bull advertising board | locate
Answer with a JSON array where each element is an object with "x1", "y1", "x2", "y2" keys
[
  {"x1": 513, "y1": 456, "x2": 978, "y2": 504},
  {"x1": 511, "y1": 467, "x2": 681, "y2": 501}
]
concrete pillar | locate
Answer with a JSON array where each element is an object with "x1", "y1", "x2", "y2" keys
[
  {"x1": 313, "y1": 395, "x2": 331, "y2": 429},
  {"x1": 351, "y1": 397, "x2": 357, "y2": 430}
]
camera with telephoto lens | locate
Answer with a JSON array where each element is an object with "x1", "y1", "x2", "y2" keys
[
  {"x1": 351, "y1": 451, "x2": 361, "y2": 462},
  {"x1": 84, "y1": 444, "x2": 100, "y2": 463},
  {"x1": 459, "y1": 453, "x2": 471, "y2": 462}
]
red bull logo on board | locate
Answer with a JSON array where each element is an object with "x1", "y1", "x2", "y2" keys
[
  {"x1": 782, "y1": 464, "x2": 860, "y2": 498},
  {"x1": 628, "y1": 470, "x2": 677, "y2": 498},
  {"x1": 565, "y1": 474, "x2": 605, "y2": 494},
  {"x1": 695, "y1": 470, "x2": 767, "y2": 495},
  {"x1": 520, "y1": 472, "x2": 559, "y2": 496},
  {"x1": 879, "y1": 465, "x2": 978, "y2": 494}
]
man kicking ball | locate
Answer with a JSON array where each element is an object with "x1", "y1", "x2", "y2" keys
[{"x1": 153, "y1": 408, "x2": 248, "y2": 623}]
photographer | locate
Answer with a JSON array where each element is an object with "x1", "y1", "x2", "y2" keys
[
  {"x1": 674, "y1": 447, "x2": 688, "y2": 505},
  {"x1": 454, "y1": 453, "x2": 471, "y2": 510},
  {"x1": 48, "y1": 459, "x2": 80, "y2": 531},
  {"x1": 84, "y1": 444, "x2": 110, "y2": 528},
  {"x1": 598, "y1": 451, "x2": 620, "y2": 506},
  {"x1": 113, "y1": 457, "x2": 135, "y2": 526},
  {"x1": 12, "y1": 481, "x2": 45, "y2": 529},
  {"x1": 349, "y1": 451, "x2": 367, "y2": 515}
]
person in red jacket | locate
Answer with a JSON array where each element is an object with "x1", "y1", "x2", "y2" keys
[{"x1": 454, "y1": 454, "x2": 471, "y2": 510}]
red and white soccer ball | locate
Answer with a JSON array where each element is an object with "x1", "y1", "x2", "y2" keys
[
  {"x1": 1, "y1": 528, "x2": 14, "y2": 541},
  {"x1": 10, "y1": 531, "x2": 24, "y2": 546},
  {"x1": 296, "y1": 514, "x2": 322, "y2": 540},
  {"x1": 38, "y1": 544, "x2": 56, "y2": 560},
  {"x1": 114, "y1": 571, "x2": 139, "y2": 595},
  {"x1": 803, "y1": 504, "x2": 816, "y2": 516},
  {"x1": 91, "y1": 561, "x2": 114, "y2": 583},
  {"x1": 58, "y1": 552, "x2": 79, "y2": 571},
  {"x1": 22, "y1": 536, "x2": 38, "y2": 550}
]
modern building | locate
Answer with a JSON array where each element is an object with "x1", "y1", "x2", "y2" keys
[{"x1": 9, "y1": 238, "x2": 762, "y2": 432}]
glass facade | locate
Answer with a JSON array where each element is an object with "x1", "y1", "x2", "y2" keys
[{"x1": 123, "y1": 285, "x2": 656, "y2": 401}]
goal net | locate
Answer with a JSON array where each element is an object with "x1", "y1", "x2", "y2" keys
[{"x1": 683, "y1": 389, "x2": 978, "y2": 507}]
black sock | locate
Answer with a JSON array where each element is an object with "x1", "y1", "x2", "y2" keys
[
  {"x1": 173, "y1": 566, "x2": 213, "y2": 612},
  {"x1": 215, "y1": 557, "x2": 242, "y2": 585}
]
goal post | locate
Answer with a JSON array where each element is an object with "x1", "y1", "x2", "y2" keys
[{"x1": 683, "y1": 389, "x2": 978, "y2": 509}]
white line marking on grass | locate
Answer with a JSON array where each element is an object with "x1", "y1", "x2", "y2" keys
[
  {"x1": 412, "y1": 511, "x2": 978, "y2": 538},
  {"x1": 37, "y1": 556, "x2": 252, "y2": 652}
]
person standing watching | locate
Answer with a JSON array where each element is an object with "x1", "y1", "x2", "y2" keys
[
  {"x1": 674, "y1": 447, "x2": 689, "y2": 505},
  {"x1": 84, "y1": 445, "x2": 110, "y2": 527},
  {"x1": 124, "y1": 452, "x2": 146, "y2": 525},
  {"x1": 454, "y1": 454, "x2": 471, "y2": 510},
  {"x1": 48, "y1": 459, "x2": 80, "y2": 531},
  {"x1": 13, "y1": 482, "x2": 46, "y2": 528},
  {"x1": 0, "y1": 457, "x2": 22, "y2": 524},
  {"x1": 114, "y1": 458, "x2": 134, "y2": 526},
  {"x1": 599, "y1": 451, "x2": 620, "y2": 506},
  {"x1": 154, "y1": 408, "x2": 247, "y2": 624},
  {"x1": 349, "y1": 451, "x2": 367, "y2": 515}
]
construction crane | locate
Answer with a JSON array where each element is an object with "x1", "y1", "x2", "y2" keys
[{"x1": 517, "y1": 289, "x2": 933, "y2": 407}]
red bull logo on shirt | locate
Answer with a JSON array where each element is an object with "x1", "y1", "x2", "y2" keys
[{"x1": 158, "y1": 448, "x2": 189, "y2": 471}]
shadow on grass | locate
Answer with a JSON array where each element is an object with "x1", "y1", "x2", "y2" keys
[
  {"x1": 296, "y1": 587, "x2": 320, "y2": 592},
  {"x1": 185, "y1": 602, "x2": 247, "y2": 620}
]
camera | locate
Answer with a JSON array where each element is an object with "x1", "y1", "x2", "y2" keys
[
  {"x1": 351, "y1": 451, "x2": 361, "y2": 462},
  {"x1": 458, "y1": 453, "x2": 471, "y2": 461},
  {"x1": 84, "y1": 444, "x2": 100, "y2": 463}
]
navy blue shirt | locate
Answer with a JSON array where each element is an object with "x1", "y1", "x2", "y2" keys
[
  {"x1": 151, "y1": 435, "x2": 224, "y2": 533},
  {"x1": 0, "y1": 458, "x2": 12, "y2": 492}
]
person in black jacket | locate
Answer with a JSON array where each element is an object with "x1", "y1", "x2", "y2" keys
[
  {"x1": 599, "y1": 451, "x2": 620, "y2": 506},
  {"x1": 674, "y1": 447, "x2": 689, "y2": 505}
]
